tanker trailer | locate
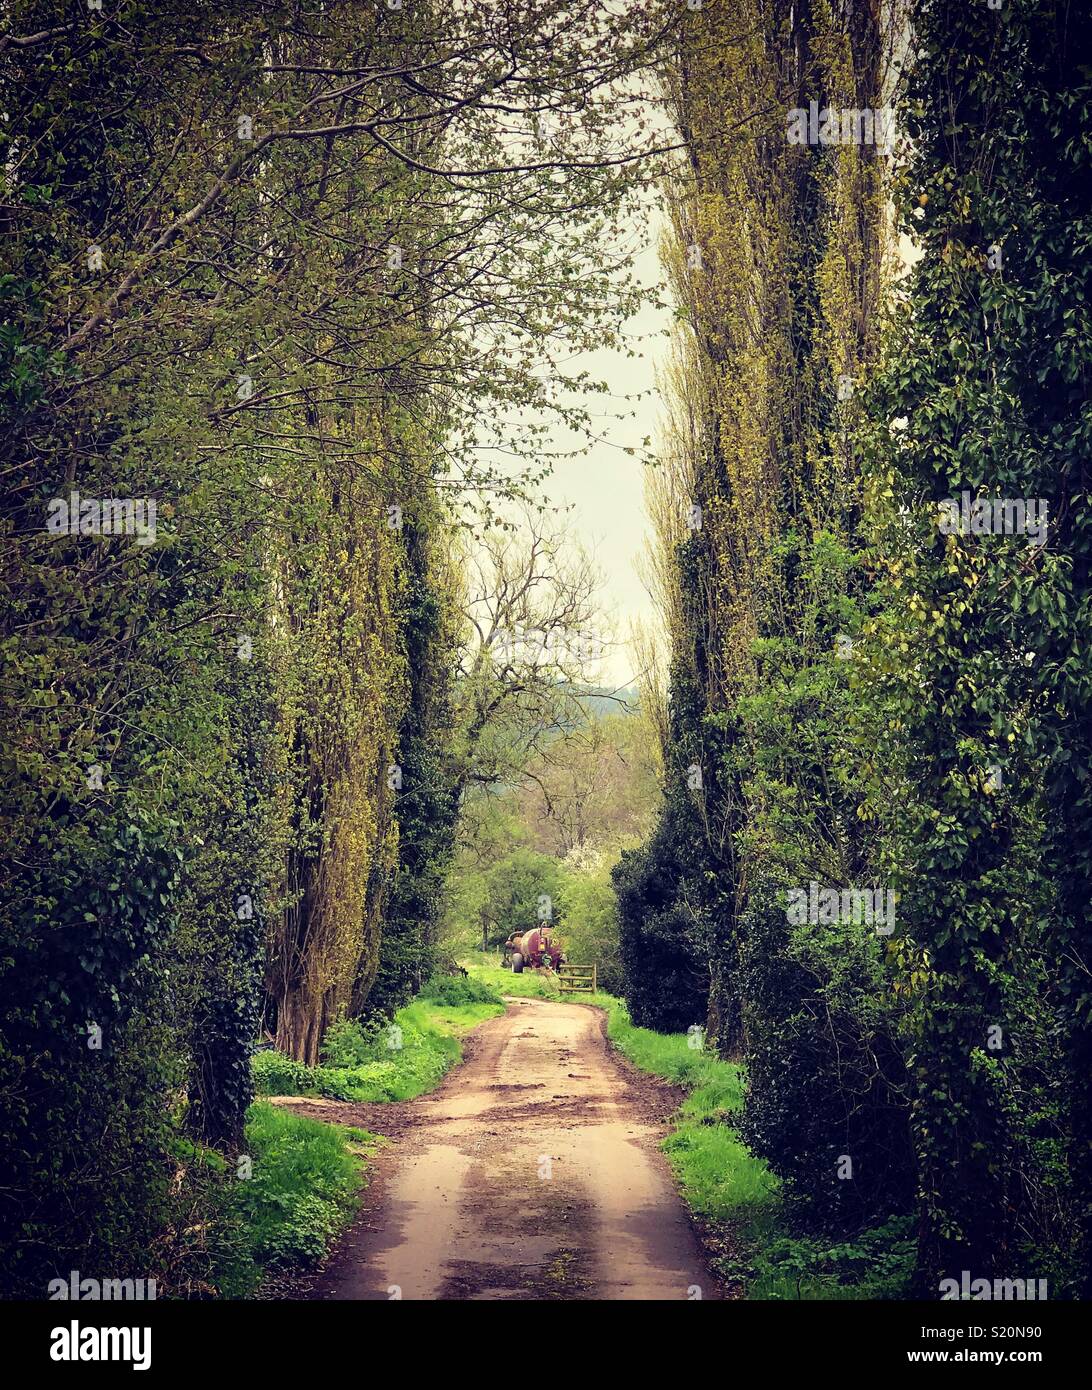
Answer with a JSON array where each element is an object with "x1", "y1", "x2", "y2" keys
[{"x1": 505, "y1": 926, "x2": 564, "y2": 973}]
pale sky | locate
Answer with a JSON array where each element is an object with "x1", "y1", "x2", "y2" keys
[
  {"x1": 502, "y1": 224, "x2": 674, "y2": 690},
  {"x1": 528, "y1": 227, "x2": 919, "y2": 689}
]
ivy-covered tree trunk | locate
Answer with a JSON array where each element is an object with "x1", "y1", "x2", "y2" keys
[
  {"x1": 184, "y1": 652, "x2": 282, "y2": 1152},
  {"x1": 658, "y1": 0, "x2": 887, "y2": 1124},
  {"x1": 864, "y1": 0, "x2": 1092, "y2": 1291},
  {"x1": 363, "y1": 517, "x2": 459, "y2": 1017}
]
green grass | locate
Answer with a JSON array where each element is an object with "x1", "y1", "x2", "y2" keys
[
  {"x1": 218, "y1": 1100, "x2": 377, "y2": 1296},
  {"x1": 253, "y1": 980, "x2": 506, "y2": 1104},
  {"x1": 460, "y1": 951, "x2": 562, "y2": 998}
]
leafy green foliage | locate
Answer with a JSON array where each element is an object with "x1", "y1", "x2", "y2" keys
[
  {"x1": 251, "y1": 1052, "x2": 318, "y2": 1100},
  {"x1": 626, "y1": 0, "x2": 912, "y2": 1259},
  {"x1": 227, "y1": 1103, "x2": 372, "y2": 1285},
  {"x1": 613, "y1": 829, "x2": 710, "y2": 1034},
  {"x1": 556, "y1": 863, "x2": 624, "y2": 995},
  {"x1": 253, "y1": 997, "x2": 502, "y2": 1104},
  {"x1": 852, "y1": 0, "x2": 1092, "y2": 1292},
  {"x1": 745, "y1": 1218, "x2": 916, "y2": 1302},
  {"x1": 632, "y1": 0, "x2": 1089, "y2": 1299},
  {"x1": 367, "y1": 524, "x2": 460, "y2": 1016},
  {"x1": 480, "y1": 848, "x2": 565, "y2": 949},
  {"x1": 737, "y1": 872, "x2": 915, "y2": 1228},
  {"x1": 1, "y1": 0, "x2": 667, "y2": 1295},
  {"x1": 418, "y1": 973, "x2": 504, "y2": 1008},
  {"x1": 611, "y1": 644, "x2": 718, "y2": 1035}
]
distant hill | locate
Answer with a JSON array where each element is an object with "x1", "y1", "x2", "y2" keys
[{"x1": 575, "y1": 686, "x2": 640, "y2": 718}]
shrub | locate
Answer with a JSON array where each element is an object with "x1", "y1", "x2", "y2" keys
[
  {"x1": 418, "y1": 973, "x2": 503, "y2": 1007},
  {"x1": 556, "y1": 862, "x2": 624, "y2": 995},
  {"x1": 747, "y1": 1217, "x2": 916, "y2": 1301},
  {"x1": 613, "y1": 826, "x2": 708, "y2": 1033},
  {"x1": 251, "y1": 1050, "x2": 316, "y2": 1097},
  {"x1": 319, "y1": 1017, "x2": 389, "y2": 1068},
  {"x1": 736, "y1": 872, "x2": 916, "y2": 1231}
]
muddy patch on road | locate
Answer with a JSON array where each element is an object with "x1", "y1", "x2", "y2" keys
[{"x1": 270, "y1": 998, "x2": 724, "y2": 1301}]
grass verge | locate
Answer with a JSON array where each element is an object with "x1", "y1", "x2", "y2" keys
[
  {"x1": 217, "y1": 1101, "x2": 377, "y2": 1295},
  {"x1": 252, "y1": 977, "x2": 505, "y2": 1103},
  {"x1": 460, "y1": 952, "x2": 562, "y2": 999},
  {"x1": 234, "y1": 973, "x2": 506, "y2": 1292}
]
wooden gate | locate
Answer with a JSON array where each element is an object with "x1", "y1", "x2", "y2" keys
[{"x1": 558, "y1": 964, "x2": 597, "y2": 995}]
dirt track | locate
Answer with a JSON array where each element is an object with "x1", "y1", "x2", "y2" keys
[{"x1": 281, "y1": 996, "x2": 721, "y2": 1301}]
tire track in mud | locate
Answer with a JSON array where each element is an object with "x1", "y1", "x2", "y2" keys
[{"x1": 279, "y1": 996, "x2": 723, "y2": 1301}]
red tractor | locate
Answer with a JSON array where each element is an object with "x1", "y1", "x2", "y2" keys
[{"x1": 503, "y1": 926, "x2": 565, "y2": 974}]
